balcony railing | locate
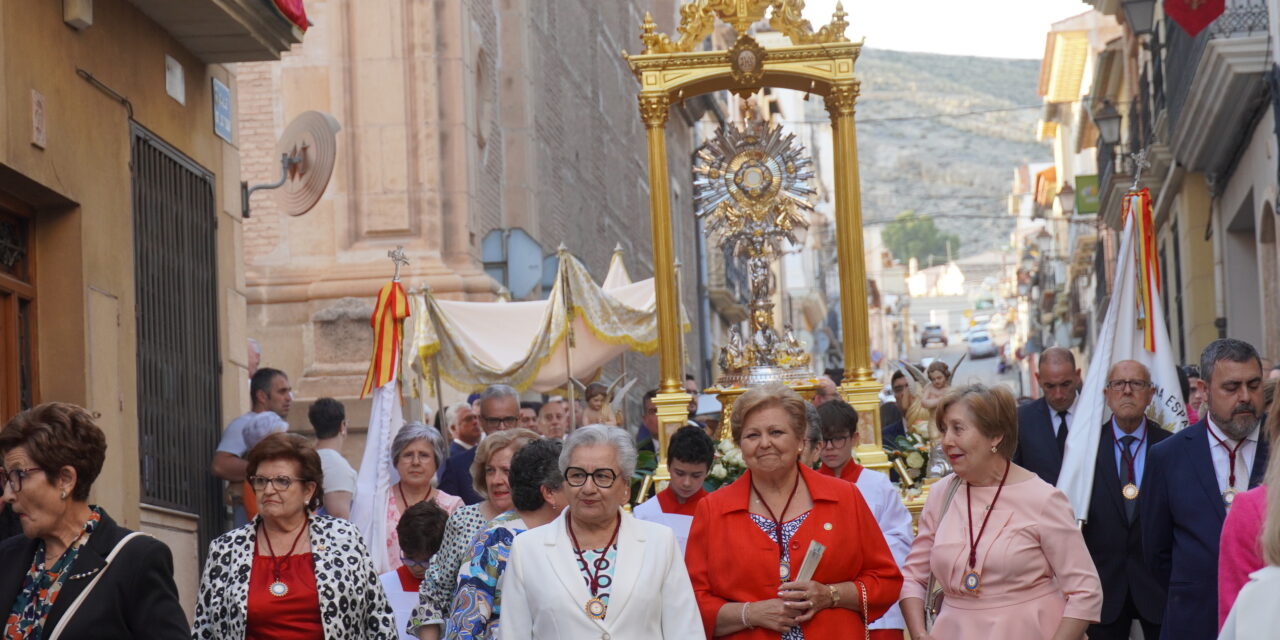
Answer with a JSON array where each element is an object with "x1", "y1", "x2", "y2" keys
[{"x1": 1165, "y1": 0, "x2": 1269, "y2": 134}]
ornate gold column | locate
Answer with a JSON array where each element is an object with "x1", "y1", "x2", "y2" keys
[
  {"x1": 826, "y1": 82, "x2": 890, "y2": 473},
  {"x1": 640, "y1": 92, "x2": 691, "y2": 484}
]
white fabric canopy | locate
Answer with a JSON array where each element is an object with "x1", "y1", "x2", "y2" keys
[{"x1": 411, "y1": 251, "x2": 683, "y2": 393}]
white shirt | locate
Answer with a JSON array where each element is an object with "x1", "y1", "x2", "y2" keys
[
  {"x1": 452, "y1": 438, "x2": 475, "y2": 451},
  {"x1": 632, "y1": 496, "x2": 694, "y2": 554},
  {"x1": 318, "y1": 447, "x2": 358, "y2": 495},
  {"x1": 853, "y1": 468, "x2": 914, "y2": 632},
  {"x1": 215, "y1": 411, "x2": 261, "y2": 456},
  {"x1": 1046, "y1": 402, "x2": 1076, "y2": 437},
  {"x1": 1206, "y1": 417, "x2": 1261, "y2": 494},
  {"x1": 379, "y1": 570, "x2": 421, "y2": 640},
  {"x1": 1219, "y1": 566, "x2": 1280, "y2": 640}
]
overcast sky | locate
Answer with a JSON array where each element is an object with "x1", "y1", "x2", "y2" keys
[{"x1": 802, "y1": 0, "x2": 1093, "y2": 59}]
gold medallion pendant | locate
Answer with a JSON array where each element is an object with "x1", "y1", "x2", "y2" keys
[
  {"x1": 269, "y1": 580, "x2": 289, "y2": 597},
  {"x1": 1224, "y1": 488, "x2": 1238, "y2": 508},
  {"x1": 1122, "y1": 483, "x2": 1139, "y2": 500},
  {"x1": 779, "y1": 561, "x2": 790, "y2": 581},
  {"x1": 584, "y1": 597, "x2": 607, "y2": 620},
  {"x1": 962, "y1": 571, "x2": 981, "y2": 593}
]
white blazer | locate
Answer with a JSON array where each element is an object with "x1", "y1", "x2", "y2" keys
[
  {"x1": 1220, "y1": 566, "x2": 1280, "y2": 640},
  {"x1": 498, "y1": 507, "x2": 702, "y2": 640}
]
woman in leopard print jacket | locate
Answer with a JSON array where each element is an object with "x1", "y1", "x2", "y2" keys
[{"x1": 192, "y1": 433, "x2": 397, "y2": 639}]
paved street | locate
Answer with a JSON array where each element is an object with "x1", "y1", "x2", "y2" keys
[{"x1": 901, "y1": 295, "x2": 1023, "y2": 394}]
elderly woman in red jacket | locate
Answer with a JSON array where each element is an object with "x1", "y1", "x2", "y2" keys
[{"x1": 686, "y1": 384, "x2": 903, "y2": 639}]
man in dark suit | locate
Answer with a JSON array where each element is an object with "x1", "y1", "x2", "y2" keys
[
  {"x1": 442, "y1": 401, "x2": 481, "y2": 459},
  {"x1": 1083, "y1": 360, "x2": 1171, "y2": 640},
  {"x1": 438, "y1": 385, "x2": 521, "y2": 504},
  {"x1": 1013, "y1": 346, "x2": 1081, "y2": 484},
  {"x1": 1143, "y1": 338, "x2": 1269, "y2": 640}
]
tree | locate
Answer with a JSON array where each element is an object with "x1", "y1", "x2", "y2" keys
[{"x1": 881, "y1": 211, "x2": 960, "y2": 266}]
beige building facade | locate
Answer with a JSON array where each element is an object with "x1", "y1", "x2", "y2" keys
[
  {"x1": 238, "y1": 0, "x2": 711, "y2": 437},
  {"x1": 0, "y1": 0, "x2": 299, "y2": 618}
]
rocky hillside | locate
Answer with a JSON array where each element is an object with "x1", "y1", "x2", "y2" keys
[{"x1": 854, "y1": 48, "x2": 1050, "y2": 257}]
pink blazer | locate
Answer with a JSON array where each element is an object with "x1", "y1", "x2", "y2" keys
[{"x1": 1219, "y1": 485, "x2": 1267, "y2": 628}]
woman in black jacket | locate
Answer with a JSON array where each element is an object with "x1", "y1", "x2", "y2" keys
[{"x1": 0, "y1": 402, "x2": 188, "y2": 639}]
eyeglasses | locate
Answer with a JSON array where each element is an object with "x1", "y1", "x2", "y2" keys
[
  {"x1": 819, "y1": 436, "x2": 850, "y2": 449},
  {"x1": 248, "y1": 475, "x2": 308, "y2": 492},
  {"x1": 1106, "y1": 379, "x2": 1152, "y2": 392},
  {"x1": 564, "y1": 467, "x2": 618, "y2": 488},
  {"x1": 482, "y1": 416, "x2": 520, "y2": 429},
  {"x1": 0, "y1": 467, "x2": 44, "y2": 493},
  {"x1": 401, "y1": 556, "x2": 430, "y2": 570}
]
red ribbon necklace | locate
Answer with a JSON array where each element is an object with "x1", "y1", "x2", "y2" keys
[
  {"x1": 259, "y1": 519, "x2": 309, "y2": 597},
  {"x1": 962, "y1": 459, "x2": 1010, "y2": 593},
  {"x1": 567, "y1": 511, "x2": 621, "y2": 620},
  {"x1": 750, "y1": 467, "x2": 802, "y2": 582},
  {"x1": 1208, "y1": 425, "x2": 1248, "y2": 506}
]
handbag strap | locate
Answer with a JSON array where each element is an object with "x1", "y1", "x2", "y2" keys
[
  {"x1": 924, "y1": 476, "x2": 963, "y2": 618},
  {"x1": 48, "y1": 531, "x2": 148, "y2": 640}
]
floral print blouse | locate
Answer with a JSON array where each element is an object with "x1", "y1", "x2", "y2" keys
[{"x1": 444, "y1": 511, "x2": 528, "y2": 639}]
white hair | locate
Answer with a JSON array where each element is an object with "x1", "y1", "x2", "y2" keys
[
  {"x1": 559, "y1": 424, "x2": 638, "y2": 479},
  {"x1": 243, "y1": 411, "x2": 288, "y2": 451},
  {"x1": 443, "y1": 401, "x2": 472, "y2": 429},
  {"x1": 392, "y1": 421, "x2": 448, "y2": 472}
]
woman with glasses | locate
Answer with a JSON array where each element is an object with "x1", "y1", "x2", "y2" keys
[
  {"x1": 444, "y1": 438, "x2": 567, "y2": 639},
  {"x1": 193, "y1": 432, "x2": 397, "y2": 639},
  {"x1": 385, "y1": 423, "x2": 463, "y2": 573},
  {"x1": 410, "y1": 428, "x2": 539, "y2": 640},
  {"x1": 499, "y1": 424, "x2": 701, "y2": 639},
  {"x1": 815, "y1": 399, "x2": 913, "y2": 639},
  {"x1": 686, "y1": 384, "x2": 903, "y2": 639},
  {"x1": 0, "y1": 402, "x2": 188, "y2": 639}
]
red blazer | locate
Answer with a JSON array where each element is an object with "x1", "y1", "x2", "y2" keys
[{"x1": 686, "y1": 464, "x2": 903, "y2": 639}]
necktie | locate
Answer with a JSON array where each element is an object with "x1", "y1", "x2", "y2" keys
[
  {"x1": 1120, "y1": 435, "x2": 1138, "y2": 520},
  {"x1": 1055, "y1": 410, "x2": 1069, "y2": 457}
]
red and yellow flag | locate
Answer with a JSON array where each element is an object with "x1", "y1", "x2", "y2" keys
[
  {"x1": 1123, "y1": 188, "x2": 1161, "y2": 352},
  {"x1": 360, "y1": 281, "x2": 411, "y2": 398}
]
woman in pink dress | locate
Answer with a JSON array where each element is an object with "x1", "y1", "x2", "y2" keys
[
  {"x1": 901, "y1": 384, "x2": 1101, "y2": 640},
  {"x1": 385, "y1": 422, "x2": 463, "y2": 572}
]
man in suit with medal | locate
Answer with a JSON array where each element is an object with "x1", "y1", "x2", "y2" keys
[
  {"x1": 1013, "y1": 347, "x2": 1082, "y2": 484},
  {"x1": 1143, "y1": 339, "x2": 1269, "y2": 640},
  {"x1": 1083, "y1": 360, "x2": 1170, "y2": 640}
]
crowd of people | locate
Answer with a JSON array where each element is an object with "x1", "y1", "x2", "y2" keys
[{"x1": 1, "y1": 336, "x2": 1279, "y2": 638}]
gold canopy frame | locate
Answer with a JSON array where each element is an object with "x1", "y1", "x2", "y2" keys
[{"x1": 623, "y1": 0, "x2": 889, "y2": 482}]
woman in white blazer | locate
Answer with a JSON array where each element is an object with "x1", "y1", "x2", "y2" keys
[{"x1": 498, "y1": 424, "x2": 702, "y2": 640}]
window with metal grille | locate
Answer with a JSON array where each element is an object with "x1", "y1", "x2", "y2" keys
[{"x1": 131, "y1": 124, "x2": 224, "y2": 554}]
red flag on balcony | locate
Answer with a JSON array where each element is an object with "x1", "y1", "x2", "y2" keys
[
  {"x1": 272, "y1": 0, "x2": 309, "y2": 32},
  {"x1": 1166, "y1": 0, "x2": 1225, "y2": 37}
]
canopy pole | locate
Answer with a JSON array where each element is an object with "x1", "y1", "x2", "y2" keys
[{"x1": 561, "y1": 247, "x2": 578, "y2": 429}]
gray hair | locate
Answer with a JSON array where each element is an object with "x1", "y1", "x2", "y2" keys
[
  {"x1": 559, "y1": 424, "x2": 638, "y2": 479},
  {"x1": 391, "y1": 421, "x2": 447, "y2": 472},
  {"x1": 1200, "y1": 338, "x2": 1262, "y2": 384},
  {"x1": 804, "y1": 403, "x2": 822, "y2": 443},
  {"x1": 477, "y1": 384, "x2": 519, "y2": 416},
  {"x1": 243, "y1": 411, "x2": 288, "y2": 451},
  {"x1": 443, "y1": 401, "x2": 471, "y2": 429}
]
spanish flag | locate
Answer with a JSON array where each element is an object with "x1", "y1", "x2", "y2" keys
[
  {"x1": 1123, "y1": 188, "x2": 1160, "y2": 352},
  {"x1": 360, "y1": 281, "x2": 411, "y2": 398}
]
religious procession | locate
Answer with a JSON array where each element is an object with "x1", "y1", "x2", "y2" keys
[{"x1": 1, "y1": 0, "x2": 1278, "y2": 639}]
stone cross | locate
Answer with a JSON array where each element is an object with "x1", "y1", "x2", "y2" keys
[{"x1": 1130, "y1": 148, "x2": 1150, "y2": 191}]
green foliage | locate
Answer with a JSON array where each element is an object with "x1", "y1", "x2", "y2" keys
[{"x1": 881, "y1": 211, "x2": 961, "y2": 265}]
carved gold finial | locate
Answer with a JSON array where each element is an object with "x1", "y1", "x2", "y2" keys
[
  {"x1": 831, "y1": 2, "x2": 849, "y2": 33},
  {"x1": 640, "y1": 12, "x2": 662, "y2": 54},
  {"x1": 824, "y1": 83, "x2": 859, "y2": 118},
  {"x1": 639, "y1": 94, "x2": 671, "y2": 128}
]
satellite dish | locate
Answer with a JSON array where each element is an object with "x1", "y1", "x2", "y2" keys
[{"x1": 241, "y1": 110, "x2": 341, "y2": 218}]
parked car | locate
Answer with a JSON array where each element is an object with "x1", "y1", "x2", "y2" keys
[
  {"x1": 921, "y1": 324, "x2": 947, "y2": 348},
  {"x1": 967, "y1": 331, "x2": 998, "y2": 358}
]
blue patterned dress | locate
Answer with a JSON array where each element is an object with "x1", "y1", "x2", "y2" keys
[
  {"x1": 444, "y1": 511, "x2": 528, "y2": 640},
  {"x1": 751, "y1": 512, "x2": 810, "y2": 640}
]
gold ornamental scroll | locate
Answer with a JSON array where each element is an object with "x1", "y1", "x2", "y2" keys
[{"x1": 623, "y1": 0, "x2": 889, "y2": 477}]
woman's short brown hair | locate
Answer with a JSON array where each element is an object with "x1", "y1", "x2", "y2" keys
[
  {"x1": 246, "y1": 432, "x2": 325, "y2": 512},
  {"x1": 731, "y1": 384, "x2": 807, "y2": 443},
  {"x1": 470, "y1": 428, "x2": 539, "y2": 499},
  {"x1": 0, "y1": 403, "x2": 107, "y2": 502},
  {"x1": 935, "y1": 384, "x2": 1018, "y2": 458}
]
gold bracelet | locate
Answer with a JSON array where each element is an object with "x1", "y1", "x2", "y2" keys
[{"x1": 828, "y1": 583, "x2": 841, "y2": 608}]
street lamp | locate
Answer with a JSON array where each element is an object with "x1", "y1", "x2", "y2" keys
[
  {"x1": 1035, "y1": 229, "x2": 1054, "y2": 257},
  {"x1": 1121, "y1": 0, "x2": 1157, "y2": 36},
  {"x1": 1092, "y1": 100, "x2": 1123, "y2": 146},
  {"x1": 1057, "y1": 182, "x2": 1075, "y2": 214}
]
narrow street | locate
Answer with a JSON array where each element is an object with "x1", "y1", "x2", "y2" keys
[{"x1": 902, "y1": 295, "x2": 1022, "y2": 394}]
